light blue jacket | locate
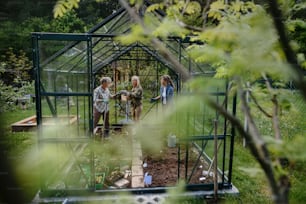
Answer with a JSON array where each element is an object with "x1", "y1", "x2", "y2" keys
[{"x1": 160, "y1": 84, "x2": 174, "y2": 105}]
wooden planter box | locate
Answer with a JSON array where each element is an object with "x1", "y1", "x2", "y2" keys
[{"x1": 11, "y1": 115, "x2": 78, "y2": 132}]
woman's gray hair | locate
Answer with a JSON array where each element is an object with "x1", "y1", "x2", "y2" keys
[{"x1": 100, "y1": 77, "x2": 112, "y2": 84}]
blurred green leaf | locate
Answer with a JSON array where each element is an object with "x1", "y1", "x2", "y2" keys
[
  {"x1": 116, "y1": 24, "x2": 150, "y2": 45},
  {"x1": 153, "y1": 18, "x2": 189, "y2": 39},
  {"x1": 53, "y1": 0, "x2": 80, "y2": 18},
  {"x1": 146, "y1": 3, "x2": 164, "y2": 12}
]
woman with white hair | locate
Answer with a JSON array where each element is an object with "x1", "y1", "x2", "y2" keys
[
  {"x1": 93, "y1": 76, "x2": 114, "y2": 137},
  {"x1": 127, "y1": 76, "x2": 143, "y2": 121}
]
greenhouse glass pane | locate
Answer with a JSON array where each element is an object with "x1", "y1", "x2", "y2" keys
[
  {"x1": 93, "y1": 11, "x2": 131, "y2": 34},
  {"x1": 40, "y1": 142, "x2": 92, "y2": 190},
  {"x1": 39, "y1": 40, "x2": 90, "y2": 93}
]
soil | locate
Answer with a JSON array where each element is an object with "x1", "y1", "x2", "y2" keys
[{"x1": 143, "y1": 146, "x2": 214, "y2": 187}]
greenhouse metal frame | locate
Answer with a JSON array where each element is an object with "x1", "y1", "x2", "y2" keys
[{"x1": 32, "y1": 1, "x2": 238, "y2": 201}]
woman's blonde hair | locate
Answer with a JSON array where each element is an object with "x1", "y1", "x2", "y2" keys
[{"x1": 131, "y1": 75, "x2": 141, "y2": 88}]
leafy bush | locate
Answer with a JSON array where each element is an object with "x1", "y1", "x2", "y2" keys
[
  {"x1": 0, "y1": 47, "x2": 34, "y2": 112},
  {"x1": 0, "y1": 80, "x2": 34, "y2": 113},
  {"x1": 0, "y1": 48, "x2": 32, "y2": 87}
]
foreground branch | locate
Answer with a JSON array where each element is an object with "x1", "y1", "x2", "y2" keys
[
  {"x1": 262, "y1": 73, "x2": 282, "y2": 140},
  {"x1": 207, "y1": 90, "x2": 290, "y2": 203},
  {"x1": 207, "y1": 95, "x2": 279, "y2": 195},
  {"x1": 249, "y1": 92, "x2": 272, "y2": 118},
  {"x1": 202, "y1": 0, "x2": 211, "y2": 30},
  {"x1": 118, "y1": 0, "x2": 190, "y2": 81},
  {"x1": 268, "y1": 0, "x2": 306, "y2": 100}
]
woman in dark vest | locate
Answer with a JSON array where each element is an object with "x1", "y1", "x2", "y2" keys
[{"x1": 127, "y1": 75, "x2": 143, "y2": 121}]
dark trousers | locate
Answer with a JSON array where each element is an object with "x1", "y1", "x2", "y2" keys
[{"x1": 94, "y1": 108, "x2": 110, "y2": 135}]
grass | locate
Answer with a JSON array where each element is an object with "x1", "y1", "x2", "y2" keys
[
  {"x1": 1, "y1": 108, "x2": 35, "y2": 163},
  {"x1": 0, "y1": 106, "x2": 38, "y2": 202},
  {"x1": 1, "y1": 91, "x2": 305, "y2": 203},
  {"x1": 224, "y1": 140, "x2": 273, "y2": 204}
]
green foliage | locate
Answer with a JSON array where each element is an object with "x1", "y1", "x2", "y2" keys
[
  {"x1": 1, "y1": 0, "x2": 303, "y2": 202},
  {"x1": 0, "y1": 81, "x2": 18, "y2": 113},
  {"x1": 208, "y1": 0, "x2": 227, "y2": 21},
  {"x1": 53, "y1": 0, "x2": 120, "y2": 21},
  {"x1": 125, "y1": 0, "x2": 306, "y2": 201},
  {"x1": 0, "y1": 17, "x2": 57, "y2": 56},
  {"x1": 116, "y1": 24, "x2": 150, "y2": 45},
  {"x1": 0, "y1": 20, "x2": 35, "y2": 55},
  {"x1": 285, "y1": 2, "x2": 306, "y2": 67},
  {"x1": 147, "y1": 0, "x2": 203, "y2": 27},
  {"x1": 0, "y1": 48, "x2": 34, "y2": 112},
  {"x1": 166, "y1": 0, "x2": 202, "y2": 26},
  {"x1": 49, "y1": 10, "x2": 86, "y2": 33},
  {"x1": 189, "y1": 4, "x2": 290, "y2": 82},
  {"x1": 0, "y1": 80, "x2": 34, "y2": 113},
  {"x1": 146, "y1": 3, "x2": 164, "y2": 12},
  {"x1": 0, "y1": 0, "x2": 55, "y2": 23},
  {"x1": 152, "y1": 18, "x2": 189, "y2": 39},
  {"x1": 0, "y1": 10, "x2": 86, "y2": 58},
  {"x1": 77, "y1": 0, "x2": 120, "y2": 27},
  {"x1": 53, "y1": 0, "x2": 80, "y2": 18},
  {"x1": 208, "y1": 0, "x2": 256, "y2": 21},
  {"x1": 0, "y1": 48, "x2": 32, "y2": 86},
  {"x1": 118, "y1": 1, "x2": 200, "y2": 44},
  {"x1": 2, "y1": 1, "x2": 119, "y2": 58},
  {"x1": 129, "y1": 0, "x2": 143, "y2": 6}
]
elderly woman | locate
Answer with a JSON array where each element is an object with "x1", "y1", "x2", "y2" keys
[
  {"x1": 126, "y1": 76, "x2": 143, "y2": 122},
  {"x1": 93, "y1": 77, "x2": 113, "y2": 137}
]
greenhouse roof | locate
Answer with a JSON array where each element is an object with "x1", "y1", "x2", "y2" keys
[{"x1": 34, "y1": 0, "x2": 212, "y2": 77}]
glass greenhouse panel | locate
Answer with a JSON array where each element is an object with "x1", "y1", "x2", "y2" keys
[
  {"x1": 39, "y1": 41, "x2": 90, "y2": 93},
  {"x1": 92, "y1": 11, "x2": 131, "y2": 35},
  {"x1": 39, "y1": 142, "x2": 93, "y2": 191}
]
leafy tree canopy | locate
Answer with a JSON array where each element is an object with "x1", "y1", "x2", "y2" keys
[{"x1": 0, "y1": 0, "x2": 120, "y2": 57}]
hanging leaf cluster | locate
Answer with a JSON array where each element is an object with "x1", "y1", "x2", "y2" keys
[
  {"x1": 188, "y1": 4, "x2": 291, "y2": 82},
  {"x1": 53, "y1": 0, "x2": 80, "y2": 18},
  {"x1": 208, "y1": 0, "x2": 256, "y2": 21},
  {"x1": 147, "y1": 0, "x2": 202, "y2": 27}
]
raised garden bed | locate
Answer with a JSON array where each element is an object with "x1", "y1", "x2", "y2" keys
[
  {"x1": 43, "y1": 132, "x2": 134, "y2": 192},
  {"x1": 11, "y1": 115, "x2": 78, "y2": 132},
  {"x1": 143, "y1": 145, "x2": 218, "y2": 187}
]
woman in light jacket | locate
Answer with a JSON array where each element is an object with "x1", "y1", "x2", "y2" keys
[{"x1": 151, "y1": 75, "x2": 174, "y2": 107}]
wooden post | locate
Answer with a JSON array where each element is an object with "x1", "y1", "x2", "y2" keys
[
  {"x1": 243, "y1": 81, "x2": 250, "y2": 147},
  {"x1": 214, "y1": 119, "x2": 218, "y2": 201}
]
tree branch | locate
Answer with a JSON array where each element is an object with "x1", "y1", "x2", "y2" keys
[
  {"x1": 262, "y1": 73, "x2": 282, "y2": 140},
  {"x1": 207, "y1": 94, "x2": 280, "y2": 201},
  {"x1": 271, "y1": 94, "x2": 281, "y2": 140},
  {"x1": 202, "y1": 0, "x2": 211, "y2": 30},
  {"x1": 267, "y1": 0, "x2": 306, "y2": 100},
  {"x1": 176, "y1": 20, "x2": 205, "y2": 32},
  {"x1": 118, "y1": 0, "x2": 191, "y2": 81},
  {"x1": 181, "y1": 0, "x2": 190, "y2": 16},
  {"x1": 249, "y1": 92, "x2": 272, "y2": 118}
]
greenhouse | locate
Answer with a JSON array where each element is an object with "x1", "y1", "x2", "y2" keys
[{"x1": 31, "y1": 1, "x2": 238, "y2": 202}]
